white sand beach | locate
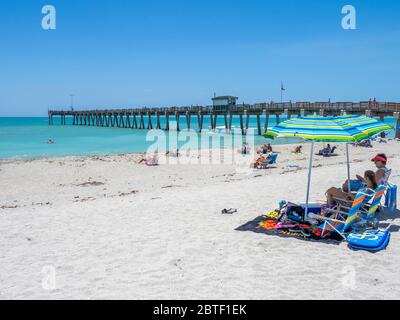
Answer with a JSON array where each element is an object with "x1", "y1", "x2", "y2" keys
[{"x1": 0, "y1": 141, "x2": 399, "y2": 300}]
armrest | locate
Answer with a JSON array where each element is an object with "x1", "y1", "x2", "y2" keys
[{"x1": 308, "y1": 212, "x2": 344, "y2": 224}]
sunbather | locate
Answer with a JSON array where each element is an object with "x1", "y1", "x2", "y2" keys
[
  {"x1": 375, "y1": 137, "x2": 388, "y2": 144},
  {"x1": 355, "y1": 139, "x2": 373, "y2": 148},
  {"x1": 138, "y1": 153, "x2": 159, "y2": 166},
  {"x1": 367, "y1": 154, "x2": 391, "y2": 185},
  {"x1": 326, "y1": 170, "x2": 378, "y2": 207},
  {"x1": 292, "y1": 145, "x2": 302, "y2": 154},
  {"x1": 326, "y1": 144, "x2": 332, "y2": 153},
  {"x1": 343, "y1": 153, "x2": 391, "y2": 192},
  {"x1": 256, "y1": 143, "x2": 272, "y2": 155},
  {"x1": 318, "y1": 144, "x2": 337, "y2": 156},
  {"x1": 254, "y1": 154, "x2": 266, "y2": 168}
]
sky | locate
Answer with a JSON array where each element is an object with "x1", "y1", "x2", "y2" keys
[{"x1": 0, "y1": 0, "x2": 399, "y2": 116}]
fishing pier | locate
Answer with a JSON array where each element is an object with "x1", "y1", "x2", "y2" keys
[{"x1": 48, "y1": 101, "x2": 400, "y2": 138}]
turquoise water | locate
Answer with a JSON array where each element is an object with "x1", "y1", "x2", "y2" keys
[{"x1": 0, "y1": 116, "x2": 396, "y2": 159}]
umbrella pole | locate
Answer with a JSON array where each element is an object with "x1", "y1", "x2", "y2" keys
[
  {"x1": 305, "y1": 141, "x2": 315, "y2": 218},
  {"x1": 346, "y1": 143, "x2": 351, "y2": 193}
]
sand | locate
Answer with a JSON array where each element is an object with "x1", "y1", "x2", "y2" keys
[{"x1": 0, "y1": 141, "x2": 399, "y2": 299}]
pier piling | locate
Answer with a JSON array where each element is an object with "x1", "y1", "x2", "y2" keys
[
  {"x1": 264, "y1": 112, "x2": 269, "y2": 134},
  {"x1": 197, "y1": 112, "x2": 203, "y2": 132},
  {"x1": 186, "y1": 112, "x2": 191, "y2": 130},
  {"x1": 165, "y1": 112, "x2": 170, "y2": 131}
]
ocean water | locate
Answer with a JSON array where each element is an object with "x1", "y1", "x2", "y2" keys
[{"x1": 0, "y1": 116, "x2": 396, "y2": 160}]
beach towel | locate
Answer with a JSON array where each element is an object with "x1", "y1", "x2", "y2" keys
[{"x1": 236, "y1": 214, "x2": 342, "y2": 244}]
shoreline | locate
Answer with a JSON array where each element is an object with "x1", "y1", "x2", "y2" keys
[
  {"x1": 0, "y1": 141, "x2": 291, "y2": 164},
  {"x1": 3, "y1": 139, "x2": 395, "y2": 164}
]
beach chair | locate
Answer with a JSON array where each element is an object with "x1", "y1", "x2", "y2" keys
[
  {"x1": 309, "y1": 191, "x2": 370, "y2": 239},
  {"x1": 375, "y1": 169, "x2": 397, "y2": 212},
  {"x1": 332, "y1": 184, "x2": 385, "y2": 216},
  {"x1": 350, "y1": 185, "x2": 387, "y2": 230},
  {"x1": 256, "y1": 154, "x2": 278, "y2": 169},
  {"x1": 384, "y1": 183, "x2": 397, "y2": 212},
  {"x1": 331, "y1": 187, "x2": 370, "y2": 213},
  {"x1": 364, "y1": 185, "x2": 387, "y2": 219},
  {"x1": 268, "y1": 153, "x2": 278, "y2": 165},
  {"x1": 329, "y1": 146, "x2": 337, "y2": 155},
  {"x1": 316, "y1": 146, "x2": 337, "y2": 157}
]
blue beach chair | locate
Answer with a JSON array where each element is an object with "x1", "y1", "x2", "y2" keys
[
  {"x1": 310, "y1": 191, "x2": 370, "y2": 239},
  {"x1": 384, "y1": 183, "x2": 397, "y2": 212},
  {"x1": 256, "y1": 153, "x2": 278, "y2": 169},
  {"x1": 363, "y1": 185, "x2": 387, "y2": 220},
  {"x1": 351, "y1": 185, "x2": 387, "y2": 230},
  {"x1": 319, "y1": 146, "x2": 337, "y2": 157},
  {"x1": 267, "y1": 153, "x2": 278, "y2": 165}
]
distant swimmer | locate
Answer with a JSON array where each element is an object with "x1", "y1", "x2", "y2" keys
[{"x1": 47, "y1": 139, "x2": 55, "y2": 144}]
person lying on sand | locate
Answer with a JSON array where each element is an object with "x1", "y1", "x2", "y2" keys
[
  {"x1": 342, "y1": 153, "x2": 391, "y2": 193},
  {"x1": 354, "y1": 139, "x2": 373, "y2": 148},
  {"x1": 326, "y1": 170, "x2": 378, "y2": 207},
  {"x1": 138, "y1": 153, "x2": 159, "y2": 166}
]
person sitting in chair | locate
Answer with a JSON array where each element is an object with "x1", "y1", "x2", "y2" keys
[
  {"x1": 254, "y1": 154, "x2": 266, "y2": 168},
  {"x1": 326, "y1": 144, "x2": 332, "y2": 153},
  {"x1": 342, "y1": 153, "x2": 391, "y2": 193},
  {"x1": 326, "y1": 170, "x2": 378, "y2": 207},
  {"x1": 318, "y1": 144, "x2": 333, "y2": 155}
]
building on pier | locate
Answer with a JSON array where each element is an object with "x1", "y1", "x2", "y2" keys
[{"x1": 212, "y1": 95, "x2": 238, "y2": 111}]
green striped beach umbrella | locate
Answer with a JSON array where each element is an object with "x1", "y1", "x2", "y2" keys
[
  {"x1": 264, "y1": 115, "x2": 392, "y2": 217},
  {"x1": 264, "y1": 114, "x2": 391, "y2": 142},
  {"x1": 339, "y1": 115, "x2": 393, "y2": 139}
]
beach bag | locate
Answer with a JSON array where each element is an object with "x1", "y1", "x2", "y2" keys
[
  {"x1": 285, "y1": 203, "x2": 305, "y2": 223},
  {"x1": 347, "y1": 229, "x2": 390, "y2": 252}
]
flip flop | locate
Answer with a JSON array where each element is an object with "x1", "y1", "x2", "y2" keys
[{"x1": 221, "y1": 208, "x2": 237, "y2": 214}]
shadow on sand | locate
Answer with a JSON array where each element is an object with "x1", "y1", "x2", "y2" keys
[{"x1": 378, "y1": 208, "x2": 400, "y2": 232}]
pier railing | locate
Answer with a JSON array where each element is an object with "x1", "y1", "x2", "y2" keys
[
  {"x1": 49, "y1": 101, "x2": 400, "y2": 114},
  {"x1": 48, "y1": 101, "x2": 400, "y2": 137}
]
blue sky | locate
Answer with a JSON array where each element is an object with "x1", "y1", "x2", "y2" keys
[{"x1": 0, "y1": 0, "x2": 399, "y2": 116}]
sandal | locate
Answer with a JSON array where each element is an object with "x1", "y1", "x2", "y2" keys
[{"x1": 221, "y1": 208, "x2": 237, "y2": 214}]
